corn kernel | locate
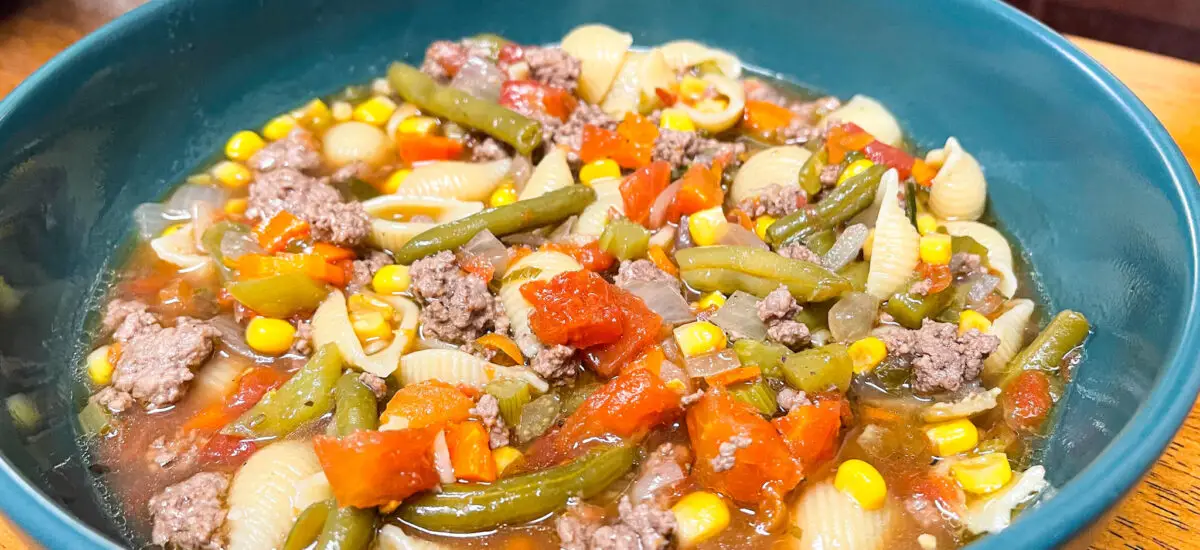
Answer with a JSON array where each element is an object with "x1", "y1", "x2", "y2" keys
[
  {"x1": 351, "y1": 311, "x2": 393, "y2": 343},
  {"x1": 381, "y1": 169, "x2": 412, "y2": 194},
  {"x1": 863, "y1": 228, "x2": 875, "y2": 260},
  {"x1": 294, "y1": 98, "x2": 333, "y2": 131},
  {"x1": 673, "y1": 321, "x2": 728, "y2": 358},
  {"x1": 659, "y1": 108, "x2": 696, "y2": 132},
  {"x1": 186, "y1": 173, "x2": 216, "y2": 186},
  {"x1": 261, "y1": 114, "x2": 298, "y2": 141},
  {"x1": 353, "y1": 96, "x2": 398, "y2": 126},
  {"x1": 919, "y1": 233, "x2": 953, "y2": 265},
  {"x1": 224, "y1": 198, "x2": 249, "y2": 216},
  {"x1": 331, "y1": 100, "x2": 353, "y2": 122},
  {"x1": 373, "y1": 264, "x2": 412, "y2": 295},
  {"x1": 489, "y1": 185, "x2": 519, "y2": 208},
  {"x1": 224, "y1": 130, "x2": 265, "y2": 161},
  {"x1": 397, "y1": 116, "x2": 440, "y2": 136},
  {"x1": 688, "y1": 206, "x2": 728, "y2": 247},
  {"x1": 916, "y1": 213, "x2": 939, "y2": 236},
  {"x1": 161, "y1": 223, "x2": 185, "y2": 237},
  {"x1": 671, "y1": 491, "x2": 730, "y2": 548},
  {"x1": 580, "y1": 158, "x2": 621, "y2": 185},
  {"x1": 679, "y1": 76, "x2": 708, "y2": 101},
  {"x1": 951, "y1": 453, "x2": 1013, "y2": 495},
  {"x1": 211, "y1": 160, "x2": 252, "y2": 188},
  {"x1": 694, "y1": 97, "x2": 729, "y2": 113},
  {"x1": 925, "y1": 419, "x2": 980, "y2": 456},
  {"x1": 665, "y1": 379, "x2": 688, "y2": 394},
  {"x1": 754, "y1": 215, "x2": 776, "y2": 240},
  {"x1": 837, "y1": 159, "x2": 875, "y2": 186},
  {"x1": 834, "y1": 459, "x2": 888, "y2": 511},
  {"x1": 245, "y1": 317, "x2": 297, "y2": 356},
  {"x1": 86, "y1": 345, "x2": 115, "y2": 386},
  {"x1": 849, "y1": 336, "x2": 888, "y2": 374},
  {"x1": 958, "y1": 309, "x2": 992, "y2": 336},
  {"x1": 348, "y1": 293, "x2": 396, "y2": 318},
  {"x1": 696, "y1": 291, "x2": 726, "y2": 311},
  {"x1": 492, "y1": 446, "x2": 524, "y2": 475}
]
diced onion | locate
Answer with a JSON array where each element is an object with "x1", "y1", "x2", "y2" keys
[
  {"x1": 133, "y1": 203, "x2": 173, "y2": 241},
  {"x1": 449, "y1": 57, "x2": 505, "y2": 101},
  {"x1": 509, "y1": 154, "x2": 534, "y2": 191},
  {"x1": 967, "y1": 273, "x2": 1002, "y2": 304},
  {"x1": 165, "y1": 184, "x2": 228, "y2": 217},
  {"x1": 684, "y1": 349, "x2": 742, "y2": 379},
  {"x1": 716, "y1": 224, "x2": 769, "y2": 249},
  {"x1": 629, "y1": 459, "x2": 685, "y2": 503},
  {"x1": 828, "y1": 291, "x2": 877, "y2": 343},
  {"x1": 623, "y1": 281, "x2": 694, "y2": 326},
  {"x1": 648, "y1": 226, "x2": 676, "y2": 250},
  {"x1": 648, "y1": 181, "x2": 682, "y2": 229},
  {"x1": 823, "y1": 223, "x2": 869, "y2": 272},
  {"x1": 219, "y1": 229, "x2": 263, "y2": 264},
  {"x1": 459, "y1": 230, "x2": 509, "y2": 279},
  {"x1": 433, "y1": 431, "x2": 455, "y2": 484},
  {"x1": 709, "y1": 291, "x2": 767, "y2": 341}
]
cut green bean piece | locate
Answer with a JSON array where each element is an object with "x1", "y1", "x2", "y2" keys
[
  {"x1": 987, "y1": 310, "x2": 1090, "y2": 386},
  {"x1": 804, "y1": 229, "x2": 837, "y2": 256},
  {"x1": 599, "y1": 219, "x2": 651, "y2": 261},
  {"x1": 227, "y1": 273, "x2": 329, "y2": 319},
  {"x1": 314, "y1": 504, "x2": 376, "y2": 550},
  {"x1": 782, "y1": 344, "x2": 853, "y2": 393},
  {"x1": 797, "y1": 149, "x2": 828, "y2": 196},
  {"x1": 284, "y1": 500, "x2": 332, "y2": 550},
  {"x1": 767, "y1": 164, "x2": 887, "y2": 245},
  {"x1": 224, "y1": 344, "x2": 343, "y2": 439},
  {"x1": 951, "y1": 235, "x2": 990, "y2": 258},
  {"x1": 839, "y1": 261, "x2": 870, "y2": 293},
  {"x1": 334, "y1": 373, "x2": 379, "y2": 436},
  {"x1": 883, "y1": 289, "x2": 954, "y2": 329},
  {"x1": 675, "y1": 246, "x2": 851, "y2": 302}
]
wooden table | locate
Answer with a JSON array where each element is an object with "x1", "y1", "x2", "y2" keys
[{"x1": 2, "y1": 2, "x2": 1200, "y2": 549}]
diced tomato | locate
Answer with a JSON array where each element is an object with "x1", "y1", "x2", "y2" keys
[
  {"x1": 198, "y1": 434, "x2": 258, "y2": 468},
  {"x1": 396, "y1": 134, "x2": 464, "y2": 165},
  {"x1": 862, "y1": 140, "x2": 917, "y2": 179},
  {"x1": 508, "y1": 245, "x2": 534, "y2": 265},
  {"x1": 236, "y1": 253, "x2": 345, "y2": 286},
  {"x1": 688, "y1": 390, "x2": 801, "y2": 504},
  {"x1": 521, "y1": 270, "x2": 624, "y2": 348},
  {"x1": 916, "y1": 262, "x2": 952, "y2": 294},
  {"x1": 1001, "y1": 370, "x2": 1054, "y2": 431},
  {"x1": 742, "y1": 100, "x2": 794, "y2": 139},
  {"x1": 825, "y1": 123, "x2": 875, "y2": 164},
  {"x1": 670, "y1": 161, "x2": 725, "y2": 217},
  {"x1": 579, "y1": 114, "x2": 657, "y2": 169},
  {"x1": 314, "y1": 428, "x2": 441, "y2": 508},
  {"x1": 255, "y1": 211, "x2": 311, "y2": 254},
  {"x1": 497, "y1": 43, "x2": 525, "y2": 68},
  {"x1": 446, "y1": 421, "x2": 498, "y2": 482},
  {"x1": 542, "y1": 241, "x2": 616, "y2": 272},
  {"x1": 459, "y1": 253, "x2": 496, "y2": 281},
  {"x1": 157, "y1": 279, "x2": 196, "y2": 318},
  {"x1": 772, "y1": 393, "x2": 845, "y2": 470},
  {"x1": 582, "y1": 290, "x2": 663, "y2": 377},
  {"x1": 184, "y1": 366, "x2": 288, "y2": 433},
  {"x1": 621, "y1": 345, "x2": 664, "y2": 376},
  {"x1": 903, "y1": 471, "x2": 967, "y2": 526},
  {"x1": 499, "y1": 80, "x2": 578, "y2": 122},
  {"x1": 380, "y1": 380, "x2": 476, "y2": 429},
  {"x1": 619, "y1": 161, "x2": 672, "y2": 226}
]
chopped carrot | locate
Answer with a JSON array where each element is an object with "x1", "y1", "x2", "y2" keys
[
  {"x1": 772, "y1": 394, "x2": 844, "y2": 470},
  {"x1": 671, "y1": 162, "x2": 725, "y2": 217},
  {"x1": 396, "y1": 134, "x2": 464, "y2": 164},
  {"x1": 727, "y1": 208, "x2": 754, "y2": 230},
  {"x1": 581, "y1": 290, "x2": 663, "y2": 378},
  {"x1": 183, "y1": 366, "x2": 287, "y2": 433},
  {"x1": 310, "y1": 243, "x2": 357, "y2": 262},
  {"x1": 445, "y1": 421, "x2": 498, "y2": 482},
  {"x1": 647, "y1": 245, "x2": 678, "y2": 277},
  {"x1": 475, "y1": 333, "x2": 524, "y2": 365},
  {"x1": 236, "y1": 253, "x2": 345, "y2": 286},
  {"x1": 622, "y1": 345, "x2": 664, "y2": 376},
  {"x1": 107, "y1": 343, "x2": 122, "y2": 365},
  {"x1": 911, "y1": 158, "x2": 938, "y2": 187},
  {"x1": 704, "y1": 366, "x2": 761, "y2": 388},
  {"x1": 742, "y1": 100, "x2": 794, "y2": 137},
  {"x1": 255, "y1": 211, "x2": 311, "y2": 253},
  {"x1": 314, "y1": 428, "x2": 441, "y2": 508},
  {"x1": 380, "y1": 380, "x2": 476, "y2": 429},
  {"x1": 825, "y1": 123, "x2": 875, "y2": 164}
]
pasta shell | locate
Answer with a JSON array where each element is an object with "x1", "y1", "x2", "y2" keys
[
  {"x1": 377, "y1": 524, "x2": 447, "y2": 550},
  {"x1": 680, "y1": 73, "x2": 745, "y2": 134},
  {"x1": 657, "y1": 40, "x2": 742, "y2": 78},
  {"x1": 518, "y1": 148, "x2": 575, "y2": 201},
  {"x1": 499, "y1": 251, "x2": 583, "y2": 358},
  {"x1": 226, "y1": 440, "x2": 322, "y2": 550},
  {"x1": 922, "y1": 387, "x2": 1002, "y2": 422},
  {"x1": 150, "y1": 222, "x2": 213, "y2": 272},
  {"x1": 865, "y1": 170, "x2": 920, "y2": 299},
  {"x1": 926, "y1": 137, "x2": 987, "y2": 221},
  {"x1": 322, "y1": 121, "x2": 392, "y2": 168},
  {"x1": 398, "y1": 349, "x2": 549, "y2": 392},
  {"x1": 561, "y1": 24, "x2": 633, "y2": 104},
  {"x1": 826, "y1": 95, "x2": 903, "y2": 146},
  {"x1": 600, "y1": 51, "x2": 645, "y2": 118},
  {"x1": 941, "y1": 220, "x2": 1018, "y2": 297},
  {"x1": 292, "y1": 472, "x2": 332, "y2": 513},
  {"x1": 963, "y1": 465, "x2": 1048, "y2": 535},
  {"x1": 982, "y1": 299, "x2": 1035, "y2": 379},
  {"x1": 637, "y1": 49, "x2": 675, "y2": 112},
  {"x1": 730, "y1": 146, "x2": 811, "y2": 203},
  {"x1": 311, "y1": 290, "x2": 418, "y2": 377},
  {"x1": 392, "y1": 159, "x2": 512, "y2": 201},
  {"x1": 572, "y1": 179, "x2": 624, "y2": 237},
  {"x1": 789, "y1": 480, "x2": 895, "y2": 550},
  {"x1": 362, "y1": 195, "x2": 484, "y2": 251}
]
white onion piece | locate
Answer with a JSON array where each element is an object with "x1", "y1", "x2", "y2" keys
[
  {"x1": 648, "y1": 226, "x2": 676, "y2": 250},
  {"x1": 967, "y1": 273, "x2": 1002, "y2": 304},
  {"x1": 449, "y1": 57, "x2": 505, "y2": 101},
  {"x1": 629, "y1": 460, "x2": 686, "y2": 503},
  {"x1": 675, "y1": 216, "x2": 695, "y2": 250},
  {"x1": 658, "y1": 360, "x2": 691, "y2": 392},
  {"x1": 210, "y1": 316, "x2": 273, "y2": 362},
  {"x1": 823, "y1": 224, "x2": 869, "y2": 272},
  {"x1": 716, "y1": 224, "x2": 769, "y2": 249},
  {"x1": 623, "y1": 281, "x2": 694, "y2": 326},
  {"x1": 549, "y1": 216, "x2": 577, "y2": 243},
  {"x1": 432, "y1": 431, "x2": 455, "y2": 484},
  {"x1": 648, "y1": 181, "x2": 682, "y2": 229},
  {"x1": 709, "y1": 291, "x2": 767, "y2": 341},
  {"x1": 133, "y1": 203, "x2": 173, "y2": 241},
  {"x1": 190, "y1": 202, "x2": 219, "y2": 251},
  {"x1": 684, "y1": 349, "x2": 741, "y2": 379},
  {"x1": 219, "y1": 229, "x2": 263, "y2": 264},
  {"x1": 459, "y1": 230, "x2": 509, "y2": 279},
  {"x1": 828, "y1": 292, "x2": 878, "y2": 343},
  {"x1": 165, "y1": 184, "x2": 228, "y2": 217},
  {"x1": 509, "y1": 155, "x2": 534, "y2": 191}
]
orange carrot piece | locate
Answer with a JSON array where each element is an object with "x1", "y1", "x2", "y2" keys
[
  {"x1": 704, "y1": 366, "x2": 762, "y2": 387},
  {"x1": 255, "y1": 211, "x2": 311, "y2": 253},
  {"x1": 475, "y1": 333, "x2": 525, "y2": 364},
  {"x1": 446, "y1": 421, "x2": 498, "y2": 482},
  {"x1": 647, "y1": 245, "x2": 679, "y2": 277}
]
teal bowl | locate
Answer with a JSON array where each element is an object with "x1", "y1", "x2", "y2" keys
[{"x1": 0, "y1": 0, "x2": 1197, "y2": 547}]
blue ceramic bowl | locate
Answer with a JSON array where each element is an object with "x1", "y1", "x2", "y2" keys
[{"x1": 0, "y1": 0, "x2": 1197, "y2": 548}]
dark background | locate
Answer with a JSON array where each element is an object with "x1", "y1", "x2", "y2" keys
[{"x1": 1007, "y1": 0, "x2": 1200, "y2": 61}]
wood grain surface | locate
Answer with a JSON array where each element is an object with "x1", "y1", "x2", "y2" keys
[{"x1": 1, "y1": 2, "x2": 1199, "y2": 549}]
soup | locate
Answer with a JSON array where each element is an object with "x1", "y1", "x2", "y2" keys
[{"x1": 78, "y1": 24, "x2": 1090, "y2": 550}]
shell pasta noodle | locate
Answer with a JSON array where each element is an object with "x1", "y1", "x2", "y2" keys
[{"x1": 84, "y1": 24, "x2": 1089, "y2": 550}]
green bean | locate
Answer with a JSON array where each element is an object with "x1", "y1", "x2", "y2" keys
[
  {"x1": 515, "y1": 393, "x2": 561, "y2": 444},
  {"x1": 839, "y1": 261, "x2": 870, "y2": 293},
  {"x1": 334, "y1": 373, "x2": 379, "y2": 436},
  {"x1": 314, "y1": 505, "x2": 376, "y2": 550},
  {"x1": 283, "y1": 500, "x2": 332, "y2": 550},
  {"x1": 732, "y1": 339, "x2": 790, "y2": 379},
  {"x1": 804, "y1": 229, "x2": 837, "y2": 256},
  {"x1": 675, "y1": 246, "x2": 851, "y2": 302},
  {"x1": 484, "y1": 378, "x2": 532, "y2": 426},
  {"x1": 782, "y1": 344, "x2": 853, "y2": 393},
  {"x1": 767, "y1": 164, "x2": 887, "y2": 245},
  {"x1": 388, "y1": 62, "x2": 542, "y2": 154},
  {"x1": 986, "y1": 310, "x2": 1090, "y2": 386},
  {"x1": 226, "y1": 273, "x2": 329, "y2": 319},
  {"x1": 883, "y1": 288, "x2": 954, "y2": 329},
  {"x1": 729, "y1": 378, "x2": 778, "y2": 416},
  {"x1": 905, "y1": 179, "x2": 919, "y2": 226},
  {"x1": 951, "y1": 235, "x2": 989, "y2": 258},
  {"x1": 224, "y1": 344, "x2": 344, "y2": 439},
  {"x1": 398, "y1": 444, "x2": 637, "y2": 533},
  {"x1": 682, "y1": 268, "x2": 785, "y2": 298},
  {"x1": 392, "y1": 186, "x2": 596, "y2": 264},
  {"x1": 797, "y1": 149, "x2": 828, "y2": 196},
  {"x1": 599, "y1": 218, "x2": 651, "y2": 261},
  {"x1": 335, "y1": 177, "x2": 382, "y2": 202}
]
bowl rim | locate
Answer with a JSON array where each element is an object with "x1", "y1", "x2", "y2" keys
[{"x1": 0, "y1": 0, "x2": 1198, "y2": 548}]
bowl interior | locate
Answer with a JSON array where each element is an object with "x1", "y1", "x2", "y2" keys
[{"x1": 0, "y1": 0, "x2": 1195, "y2": 547}]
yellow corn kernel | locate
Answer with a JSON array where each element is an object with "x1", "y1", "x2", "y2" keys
[
  {"x1": 754, "y1": 215, "x2": 776, "y2": 240},
  {"x1": 958, "y1": 309, "x2": 992, "y2": 336},
  {"x1": 294, "y1": 98, "x2": 333, "y2": 131},
  {"x1": 397, "y1": 116, "x2": 440, "y2": 136},
  {"x1": 848, "y1": 336, "x2": 888, "y2": 374},
  {"x1": 919, "y1": 233, "x2": 953, "y2": 265},
  {"x1": 694, "y1": 97, "x2": 729, "y2": 113},
  {"x1": 224, "y1": 130, "x2": 265, "y2": 162},
  {"x1": 673, "y1": 321, "x2": 728, "y2": 358},
  {"x1": 261, "y1": 114, "x2": 298, "y2": 141},
  {"x1": 86, "y1": 345, "x2": 115, "y2": 386},
  {"x1": 696, "y1": 291, "x2": 726, "y2": 311},
  {"x1": 187, "y1": 173, "x2": 216, "y2": 186},
  {"x1": 211, "y1": 160, "x2": 252, "y2": 189},
  {"x1": 834, "y1": 459, "x2": 888, "y2": 511},
  {"x1": 659, "y1": 108, "x2": 696, "y2": 132},
  {"x1": 223, "y1": 198, "x2": 249, "y2": 216},
  {"x1": 863, "y1": 228, "x2": 875, "y2": 260},
  {"x1": 916, "y1": 213, "x2": 939, "y2": 236},
  {"x1": 245, "y1": 317, "x2": 297, "y2": 356},
  {"x1": 671, "y1": 491, "x2": 730, "y2": 548},
  {"x1": 925, "y1": 419, "x2": 980, "y2": 456},
  {"x1": 951, "y1": 453, "x2": 1013, "y2": 495},
  {"x1": 353, "y1": 96, "x2": 398, "y2": 126},
  {"x1": 161, "y1": 223, "x2": 185, "y2": 237},
  {"x1": 837, "y1": 159, "x2": 875, "y2": 186},
  {"x1": 331, "y1": 101, "x2": 353, "y2": 122},
  {"x1": 688, "y1": 206, "x2": 728, "y2": 247},
  {"x1": 665, "y1": 379, "x2": 688, "y2": 394},
  {"x1": 372, "y1": 265, "x2": 412, "y2": 295},
  {"x1": 580, "y1": 158, "x2": 621, "y2": 185},
  {"x1": 351, "y1": 311, "x2": 393, "y2": 343},
  {"x1": 492, "y1": 446, "x2": 524, "y2": 475},
  {"x1": 489, "y1": 185, "x2": 519, "y2": 208},
  {"x1": 381, "y1": 169, "x2": 412, "y2": 194},
  {"x1": 348, "y1": 293, "x2": 396, "y2": 318},
  {"x1": 679, "y1": 76, "x2": 708, "y2": 101}
]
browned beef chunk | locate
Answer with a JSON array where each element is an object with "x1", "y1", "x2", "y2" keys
[{"x1": 148, "y1": 472, "x2": 230, "y2": 550}]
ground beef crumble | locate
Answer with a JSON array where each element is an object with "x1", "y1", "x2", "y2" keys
[
  {"x1": 348, "y1": 250, "x2": 393, "y2": 293},
  {"x1": 247, "y1": 129, "x2": 322, "y2": 173},
  {"x1": 357, "y1": 372, "x2": 388, "y2": 401},
  {"x1": 877, "y1": 320, "x2": 1000, "y2": 393},
  {"x1": 147, "y1": 431, "x2": 201, "y2": 471},
  {"x1": 614, "y1": 260, "x2": 679, "y2": 291},
  {"x1": 736, "y1": 183, "x2": 805, "y2": 218},
  {"x1": 547, "y1": 103, "x2": 617, "y2": 163},
  {"x1": 289, "y1": 320, "x2": 313, "y2": 356},
  {"x1": 471, "y1": 394, "x2": 510, "y2": 448},
  {"x1": 777, "y1": 243, "x2": 822, "y2": 264},
  {"x1": 950, "y1": 252, "x2": 985, "y2": 278},
  {"x1": 757, "y1": 285, "x2": 810, "y2": 348},
  {"x1": 529, "y1": 344, "x2": 580, "y2": 385},
  {"x1": 246, "y1": 167, "x2": 369, "y2": 247},
  {"x1": 557, "y1": 497, "x2": 675, "y2": 550},
  {"x1": 652, "y1": 128, "x2": 745, "y2": 171},
  {"x1": 409, "y1": 251, "x2": 509, "y2": 345},
  {"x1": 524, "y1": 46, "x2": 581, "y2": 93},
  {"x1": 148, "y1": 471, "x2": 230, "y2": 550},
  {"x1": 775, "y1": 387, "x2": 810, "y2": 413},
  {"x1": 710, "y1": 434, "x2": 752, "y2": 473}
]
